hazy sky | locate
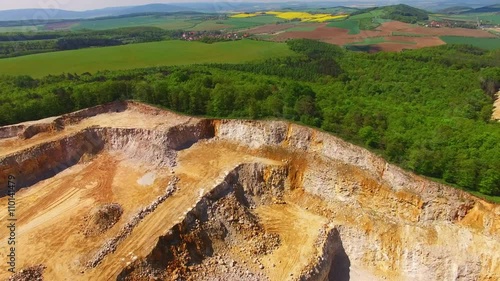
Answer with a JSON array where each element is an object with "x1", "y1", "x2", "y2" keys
[{"x1": 1, "y1": 0, "x2": 314, "y2": 11}]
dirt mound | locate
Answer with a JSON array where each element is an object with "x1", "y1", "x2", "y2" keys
[
  {"x1": 8, "y1": 265, "x2": 46, "y2": 281},
  {"x1": 83, "y1": 203, "x2": 124, "y2": 237}
]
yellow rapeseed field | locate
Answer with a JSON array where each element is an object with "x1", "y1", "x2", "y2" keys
[
  {"x1": 308, "y1": 14, "x2": 348, "y2": 22},
  {"x1": 264, "y1": 11, "x2": 348, "y2": 22},
  {"x1": 230, "y1": 13, "x2": 261, "y2": 18},
  {"x1": 231, "y1": 11, "x2": 348, "y2": 22}
]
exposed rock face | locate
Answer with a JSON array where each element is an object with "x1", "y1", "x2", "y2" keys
[
  {"x1": 215, "y1": 119, "x2": 500, "y2": 280},
  {"x1": 492, "y1": 90, "x2": 500, "y2": 121},
  {"x1": 0, "y1": 129, "x2": 105, "y2": 193},
  {"x1": 0, "y1": 101, "x2": 498, "y2": 281}
]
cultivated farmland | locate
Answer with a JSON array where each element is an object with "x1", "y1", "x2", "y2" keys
[
  {"x1": 0, "y1": 40, "x2": 293, "y2": 77},
  {"x1": 440, "y1": 36, "x2": 500, "y2": 50},
  {"x1": 72, "y1": 15, "x2": 198, "y2": 30},
  {"x1": 271, "y1": 21, "x2": 497, "y2": 52}
]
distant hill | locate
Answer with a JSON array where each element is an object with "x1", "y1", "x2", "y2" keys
[
  {"x1": 115, "y1": 4, "x2": 196, "y2": 14},
  {"x1": 0, "y1": 4, "x2": 220, "y2": 22},
  {"x1": 0, "y1": 2, "x2": 369, "y2": 22},
  {"x1": 382, "y1": 4, "x2": 429, "y2": 23},
  {"x1": 0, "y1": 8, "x2": 122, "y2": 21},
  {"x1": 351, "y1": 4, "x2": 429, "y2": 24},
  {"x1": 2, "y1": 2, "x2": 497, "y2": 23},
  {"x1": 463, "y1": 4, "x2": 500, "y2": 13},
  {"x1": 437, "y1": 6, "x2": 473, "y2": 14}
]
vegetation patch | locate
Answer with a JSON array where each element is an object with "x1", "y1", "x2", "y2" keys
[
  {"x1": 440, "y1": 36, "x2": 500, "y2": 50},
  {"x1": 327, "y1": 20, "x2": 360, "y2": 34}
]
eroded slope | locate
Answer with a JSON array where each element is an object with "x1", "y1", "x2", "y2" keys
[{"x1": 0, "y1": 101, "x2": 499, "y2": 281}]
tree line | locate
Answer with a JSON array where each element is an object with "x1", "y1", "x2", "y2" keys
[{"x1": 0, "y1": 27, "x2": 177, "y2": 58}]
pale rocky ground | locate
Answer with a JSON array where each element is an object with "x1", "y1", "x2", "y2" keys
[
  {"x1": 0, "y1": 101, "x2": 499, "y2": 281},
  {"x1": 493, "y1": 91, "x2": 500, "y2": 121}
]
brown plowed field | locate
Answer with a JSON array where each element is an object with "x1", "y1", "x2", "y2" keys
[
  {"x1": 272, "y1": 21, "x2": 496, "y2": 52},
  {"x1": 380, "y1": 21, "x2": 496, "y2": 37}
]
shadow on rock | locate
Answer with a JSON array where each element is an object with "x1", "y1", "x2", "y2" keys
[{"x1": 328, "y1": 229, "x2": 351, "y2": 281}]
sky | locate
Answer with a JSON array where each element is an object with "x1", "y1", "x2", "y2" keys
[
  {"x1": 1, "y1": 0, "x2": 318, "y2": 11},
  {"x1": 3, "y1": 1, "x2": 221, "y2": 11}
]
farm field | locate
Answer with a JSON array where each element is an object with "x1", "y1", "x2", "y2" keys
[
  {"x1": 271, "y1": 20, "x2": 496, "y2": 52},
  {"x1": 327, "y1": 20, "x2": 361, "y2": 34},
  {"x1": 67, "y1": 14, "x2": 284, "y2": 31},
  {"x1": 430, "y1": 13, "x2": 500, "y2": 25},
  {"x1": 231, "y1": 12, "x2": 348, "y2": 22},
  {"x1": 36, "y1": 12, "x2": 354, "y2": 32},
  {"x1": 440, "y1": 36, "x2": 500, "y2": 50},
  {"x1": 188, "y1": 20, "x2": 232, "y2": 31},
  {"x1": 0, "y1": 40, "x2": 294, "y2": 77},
  {"x1": 223, "y1": 15, "x2": 283, "y2": 29},
  {"x1": 0, "y1": 25, "x2": 40, "y2": 32},
  {"x1": 72, "y1": 16, "x2": 199, "y2": 30}
]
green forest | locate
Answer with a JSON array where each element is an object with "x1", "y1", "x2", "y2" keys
[{"x1": 0, "y1": 40, "x2": 499, "y2": 198}]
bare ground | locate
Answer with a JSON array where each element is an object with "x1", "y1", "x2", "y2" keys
[
  {"x1": 272, "y1": 21, "x2": 494, "y2": 52},
  {"x1": 493, "y1": 91, "x2": 500, "y2": 121},
  {"x1": 1, "y1": 101, "x2": 499, "y2": 281}
]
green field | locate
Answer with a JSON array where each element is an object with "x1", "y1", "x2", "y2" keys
[
  {"x1": 430, "y1": 13, "x2": 500, "y2": 24},
  {"x1": 440, "y1": 36, "x2": 500, "y2": 50},
  {"x1": 0, "y1": 26, "x2": 40, "y2": 32},
  {"x1": 70, "y1": 14, "x2": 284, "y2": 31},
  {"x1": 327, "y1": 20, "x2": 360, "y2": 34},
  {"x1": 188, "y1": 20, "x2": 231, "y2": 31},
  {"x1": 0, "y1": 40, "x2": 294, "y2": 77},
  {"x1": 348, "y1": 37, "x2": 386, "y2": 45},
  {"x1": 350, "y1": 10, "x2": 385, "y2": 20},
  {"x1": 392, "y1": 31, "x2": 427, "y2": 37},
  {"x1": 73, "y1": 16, "x2": 198, "y2": 30},
  {"x1": 346, "y1": 37, "x2": 416, "y2": 46},
  {"x1": 326, "y1": 10, "x2": 392, "y2": 33},
  {"x1": 223, "y1": 15, "x2": 282, "y2": 29}
]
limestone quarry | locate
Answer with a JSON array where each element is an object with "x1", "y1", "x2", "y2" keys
[{"x1": 0, "y1": 101, "x2": 499, "y2": 281}]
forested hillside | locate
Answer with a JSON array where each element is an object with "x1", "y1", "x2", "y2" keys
[
  {"x1": 350, "y1": 4, "x2": 429, "y2": 24},
  {"x1": 0, "y1": 40, "x2": 499, "y2": 197}
]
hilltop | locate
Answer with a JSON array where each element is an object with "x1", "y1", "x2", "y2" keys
[{"x1": 350, "y1": 4, "x2": 429, "y2": 23}]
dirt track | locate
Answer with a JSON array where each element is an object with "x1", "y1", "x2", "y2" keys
[{"x1": 0, "y1": 101, "x2": 499, "y2": 281}]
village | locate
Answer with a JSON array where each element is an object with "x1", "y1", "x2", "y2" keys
[
  {"x1": 424, "y1": 18, "x2": 499, "y2": 29},
  {"x1": 179, "y1": 30, "x2": 249, "y2": 42}
]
